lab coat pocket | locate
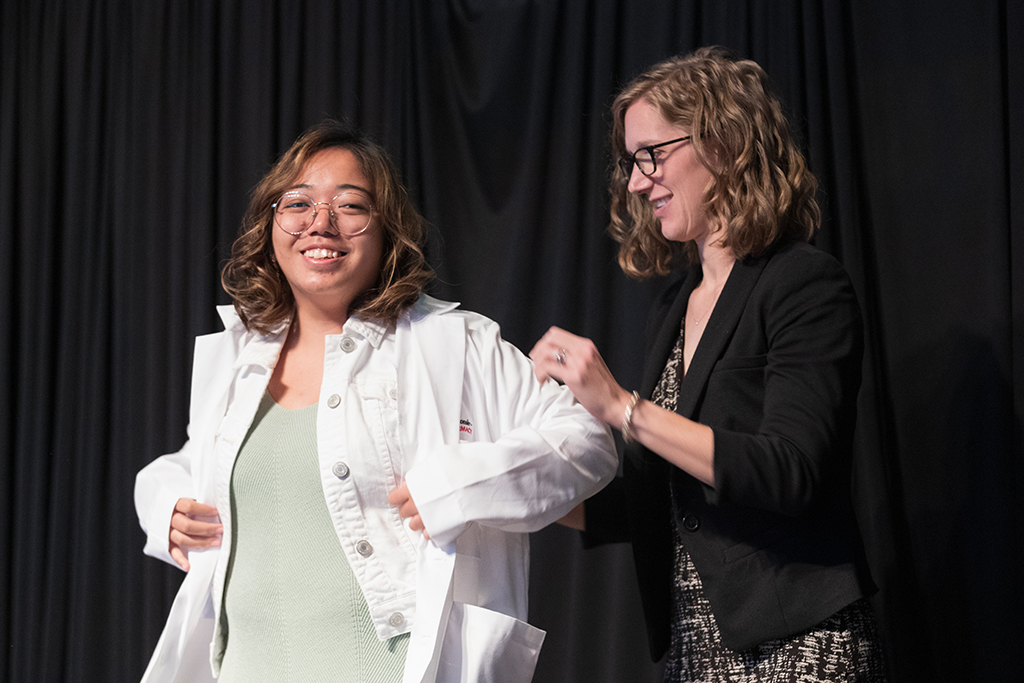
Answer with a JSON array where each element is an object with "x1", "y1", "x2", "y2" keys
[{"x1": 436, "y1": 602, "x2": 545, "y2": 683}]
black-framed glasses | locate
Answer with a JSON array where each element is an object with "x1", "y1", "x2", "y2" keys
[
  {"x1": 618, "y1": 135, "x2": 692, "y2": 178},
  {"x1": 271, "y1": 190, "x2": 376, "y2": 237}
]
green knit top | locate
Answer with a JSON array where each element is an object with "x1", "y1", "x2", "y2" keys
[{"x1": 217, "y1": 392, "x2": 409, "y2": 683}]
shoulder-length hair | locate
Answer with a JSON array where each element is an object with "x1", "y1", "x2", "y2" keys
[
  {"x1": 608, "y1": 46, "x2": 821, "y2": 278},
  {"x1": 221, "y1": 120, "x2": 434, "y2": 333}
]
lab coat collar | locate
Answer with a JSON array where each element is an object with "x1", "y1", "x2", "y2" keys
[{"x1": 408, "y1": 294, "x2": 460, "y2": 322}]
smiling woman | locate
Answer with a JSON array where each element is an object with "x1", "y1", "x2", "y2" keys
[
  {"x1": 531, "y1": 47, "x2": 887, "y2": 682},
  {"x1": 133, "y1": 120, "x2": 617, "y2": 683},
  {"x1": 267, "y1": 148, "x2": 384, "y2": 336},
  {"x1": 221, "y1": 123, "x2": 433, "y2": 336}
]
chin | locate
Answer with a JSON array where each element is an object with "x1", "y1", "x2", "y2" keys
[{"x1": 660, "y1": 223, "x2": 686, "y2": 243}]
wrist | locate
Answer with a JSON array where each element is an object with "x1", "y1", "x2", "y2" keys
[
  {"x1": 619, "y1": 390, "x2": 641, "y2": 443},
  {"x1": 605, "y1": 388, "x2": 633, "y2": 426}
]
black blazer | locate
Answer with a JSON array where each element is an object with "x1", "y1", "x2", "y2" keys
[{"x1": 585, "y1": 241, "x2": 876, "y2": 657}]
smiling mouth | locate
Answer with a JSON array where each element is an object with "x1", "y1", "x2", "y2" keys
[
  {"x1": 654, "y1": 197, "x2": 670, "y2": 209},
  {"x1": 303, "y1": 248, "x2": 342, "y2": 260}
]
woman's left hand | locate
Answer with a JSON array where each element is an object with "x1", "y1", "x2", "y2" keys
[
  {"x1": 529, "y1": 326, "x2": 632, "y2": 427},
  {"x1": 388, "y1": 482, "x2": 431, "y2": 540}
]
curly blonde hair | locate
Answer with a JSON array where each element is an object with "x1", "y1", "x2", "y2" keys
[
  {"x1": 221, "y1": 120, "x2": 434, "y2": 333},
  {"x1": 608, "y1": 47, "x2": 821, "y2": 278}
]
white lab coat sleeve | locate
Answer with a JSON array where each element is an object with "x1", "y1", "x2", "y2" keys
[
  {"x1": 135, "y1": 438, "x2": 198, "y2": 569},
  {"x1": 403, "y1": 316, "x2": 617, "y2": 547}
]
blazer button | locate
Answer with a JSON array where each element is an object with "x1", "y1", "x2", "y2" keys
[
  {"x1": 332, "y1": 462, "x2": 350, "y2": 479},
  {"x1": 356, "y1": 540, "x2": 373, "y2": 557},
  {"x1": 682, "y1": 515, "x2": 700, "y2": 532},
  {"x1": 327, "y1": 394, "x2": 341, "y2": 409},
  {"x1": 389, "y1": 612, "x2": 405, "y2": 627},
  {"x1": 340, "y1": 337, "x2": 357, "y2": 353}
]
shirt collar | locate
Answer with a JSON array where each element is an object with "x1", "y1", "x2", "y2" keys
[
  {"x1": 233, "y1": 326, "x2": 288, "y2": 370},
  {"x1": 340, "y1": 315, "x2": 389, "y2": 349},
  {"x1": 230, "y1": 314, "x2": 390, "y2": 371}
]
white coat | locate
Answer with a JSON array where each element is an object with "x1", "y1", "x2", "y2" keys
[{"x1": 134, "y1": 295, "x2": 617, "y2": 683}]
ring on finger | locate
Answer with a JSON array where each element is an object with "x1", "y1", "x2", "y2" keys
[{"x1": 554, "y1": 348, "x2": 567, "y2": 365}]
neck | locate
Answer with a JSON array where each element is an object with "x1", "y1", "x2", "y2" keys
[
  {"x1": 290, "y1": 298, "x2": 350, "y2": 344},
  {"x1": 695, "y1": 235, "x2": 736, "y2": 289}
]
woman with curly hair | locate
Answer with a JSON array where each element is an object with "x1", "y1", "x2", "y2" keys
[
  {"x1": 531, "y1": 48, "x2": 887, "y2": 681},
  {"x1": 135, "y1": 120, "x2": 616, "y2": 683}
]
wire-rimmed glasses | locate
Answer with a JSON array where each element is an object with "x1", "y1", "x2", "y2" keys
[{"x1": 272, "y1": 190, "x2": 376, "y2": 237}]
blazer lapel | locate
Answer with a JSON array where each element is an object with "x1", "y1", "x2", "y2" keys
[
  {"x1": 639, "y1": 270, "x2": 699, "y2": 398},
  {"x1": 675, "y1": 254, "x2": 768, "y2": 418}
]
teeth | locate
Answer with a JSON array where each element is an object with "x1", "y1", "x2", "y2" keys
[
  {"x1": 655, "y1": 198, "x2": 669, "y2": 208},
  {"x1": 305, "y1": 248, "x2": 340, "y2": 259}
]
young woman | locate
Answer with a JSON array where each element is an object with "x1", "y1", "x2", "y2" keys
[{"x1": 135, "y1": 120, "x2": 617, "y2": 683}]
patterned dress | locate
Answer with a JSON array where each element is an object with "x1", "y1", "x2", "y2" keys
[{"x1": 651, "y1": 323, "x2": 887, "y2": 683}]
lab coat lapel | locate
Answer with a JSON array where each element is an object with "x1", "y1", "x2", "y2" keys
[
  {"x1": 394, "y1": 296, "x2": 464, "y2": 683},
  {"x1": 396, "y1": 301, "x2": 465, "y2": 451}
]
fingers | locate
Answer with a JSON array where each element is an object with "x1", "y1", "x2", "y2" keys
[
  {"x1": 169, "y1": 498, "x2": 223, "y2": 570},
  {"x1": 388, "y1": 483, "x2": 430, "y2": 539},
  {"x1": 530, "y1": 326, "x2": 629, "y2": 424},
  {"x1": 529, "y1": 326, "x2": 577, "y2": 383},
  {"x1": 403, "y1": 513, "x2": 431, "y2": 540},
  {"x1": 169, "y1": 544, "x2": 190, "y2": 571},
  {"x1": 174, "y1": 498, "x2": 219, "y2": 520},
  {"x1": 170, "y1": 511, "x2": 223, "y2": 538},
  {"x1": 388, "y1": 483, "x2": 417, "y2": 518},
  {"x1": 529, "y1": 327, "x2": 601, "y2": 385},
  {"x1": 169, "y1": 522, "x2": 223, "y2": 547}
]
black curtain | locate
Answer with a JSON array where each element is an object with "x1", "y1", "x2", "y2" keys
[{"x1": 2, "y1": 1, "x2": 1021, "y2": 681}]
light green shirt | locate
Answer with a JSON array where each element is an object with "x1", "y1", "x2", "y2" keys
[{"x1": 217, "y1": 393, "x2": 409, "y2": 683}]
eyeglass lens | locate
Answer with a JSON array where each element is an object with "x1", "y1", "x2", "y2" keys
[{"x1": 619, "y1": 148, "x2": 658, "y2": 178}]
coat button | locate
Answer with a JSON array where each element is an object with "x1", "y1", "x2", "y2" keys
[
  {"x1": 389, "y1": 388, "x2": 398, "y2": 400},
  {"x1": 356, "y1": 540, "x2": 373, "y2": 556},
  {"x1": 327, "y1": 394, "x2": 341, "y2": 409},
  {"x1": 388, "y1": 612, "x2": 405, "y2": 627},
  {"x1": 682, "y1": 515, "x2": 700, "y2": 532},
  {"x1": 332, "y1": 462, "x2": 350, "y2": 479},
  {"x1": 340, "y1": 337, "x2": 357, "y2": 353}
]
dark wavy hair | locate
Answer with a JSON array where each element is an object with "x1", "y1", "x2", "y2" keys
[
  {"x1": 221, "y1": 120, "x2": 434, "y2": 333},
  {"x1": 608, "y1": 46, "x2": 821, "y2": 278}
]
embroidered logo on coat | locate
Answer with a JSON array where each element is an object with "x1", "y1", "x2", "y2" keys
[{"x1": 459, "y1": 419, "x2": 473, "y2": 435}]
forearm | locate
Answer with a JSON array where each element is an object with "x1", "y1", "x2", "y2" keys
[
  {"x1": 406, "y1": 418, "x2": 616, "y2": 545},
  {"x1": 623, "y1": 398, "x2": 715, "y2": 487}
]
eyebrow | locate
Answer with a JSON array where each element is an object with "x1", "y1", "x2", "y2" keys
[{"x1": 291, "y1": 182, "x2": 371, "y2": 195}]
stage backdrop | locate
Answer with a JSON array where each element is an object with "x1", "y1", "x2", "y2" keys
[{"x1": 2, "y1": 1, "x2": 1022, "y2": 681}]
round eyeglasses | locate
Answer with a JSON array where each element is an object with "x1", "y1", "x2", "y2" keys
[
  {"x1": 618, "y1": 135, "x2": 692, "y2": 179},
  {"x1": 272, "y1": 190, "x2": 376, "y2": 237}
]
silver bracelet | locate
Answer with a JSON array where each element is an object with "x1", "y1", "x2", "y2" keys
[{"x1": 621, "y1": 390, "x2": 641, "y2": 444}]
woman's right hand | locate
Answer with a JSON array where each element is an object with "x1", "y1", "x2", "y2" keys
[
  {"x1": 529, "y1": 326, "x2": 633, "y2": 426},
  {"x1": 169, "y1": 498, "x2": 222, "y2": 571}
]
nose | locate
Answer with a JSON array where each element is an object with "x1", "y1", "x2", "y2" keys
[
  {"x1": 307, "y1": 203, "x2": 340, "y2": 235},
  {"x1": 626, "y1": 166, "x2": 653, "y2": 195}
]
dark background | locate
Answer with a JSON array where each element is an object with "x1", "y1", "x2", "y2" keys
[{"x1": 2, "y1": 1, "x2": 1022, "y2": 681}]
